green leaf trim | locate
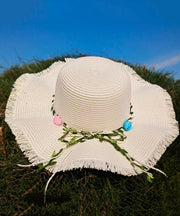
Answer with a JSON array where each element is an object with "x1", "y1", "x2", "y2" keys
[{"x1": 46, "y1": 95, "x2": 165, "y2": 182}]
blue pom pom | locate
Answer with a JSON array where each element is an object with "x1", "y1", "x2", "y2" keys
[{"x1": 123, "y1": 120, "x2": 132, "y2": 131}]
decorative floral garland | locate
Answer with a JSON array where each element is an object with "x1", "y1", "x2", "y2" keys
[
  {"x1": 37, "y1": 95, "x2": 167, "y2": 183},
  {"x1": 17, "y1": 95, "x2": 167, "y2": 203}
]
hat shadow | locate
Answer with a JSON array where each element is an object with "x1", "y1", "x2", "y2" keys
[{"x1": 24, "y1": 168, "x2": 146, "y2": 206}]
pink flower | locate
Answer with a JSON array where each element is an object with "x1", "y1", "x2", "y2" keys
[{"x1": 53, "y1": 115, "x2": 62, "y2": 126}]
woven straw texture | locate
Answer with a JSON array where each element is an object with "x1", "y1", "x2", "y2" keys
[{"x1": 5, "y1": 56, "x2": 179, "y2": 176}]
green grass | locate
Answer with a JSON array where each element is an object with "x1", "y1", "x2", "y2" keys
[{"x1": 0, "y1": 54, "x2": 180, "y2": 216}]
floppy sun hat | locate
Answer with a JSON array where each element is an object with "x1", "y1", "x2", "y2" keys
[{"x1": 5, "y1": 56, "x2": 179, "y2": 201}]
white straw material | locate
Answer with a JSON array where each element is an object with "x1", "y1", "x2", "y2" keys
[{"x1": 5, "y1": 56, "x2": 179, "y2": 177}]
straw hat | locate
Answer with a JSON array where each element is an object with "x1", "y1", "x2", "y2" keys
[{"x1": 5, "y1": 56, "x2": 179, "y2": 180}]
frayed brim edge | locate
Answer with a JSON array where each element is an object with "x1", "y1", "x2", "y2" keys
[{"x1": 5, "y1": 59, "x2": 179, "y2": 176}]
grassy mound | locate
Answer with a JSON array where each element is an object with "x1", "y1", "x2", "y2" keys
[{"x1": 0, "y1": 54, "x2": 179, "y2": 216}]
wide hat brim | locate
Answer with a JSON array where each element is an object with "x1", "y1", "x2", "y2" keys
[{"x1": 5, "y1": 57, "x2": 179, "y2": 176}]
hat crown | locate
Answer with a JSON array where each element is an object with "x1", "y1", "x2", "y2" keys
[{"x1": 54, "y1": 57, "x2": 131, "y2": 132}]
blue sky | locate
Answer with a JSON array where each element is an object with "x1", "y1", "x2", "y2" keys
[{"x1": 0, "y1": 0, "x2": 180, "y2": 79}]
